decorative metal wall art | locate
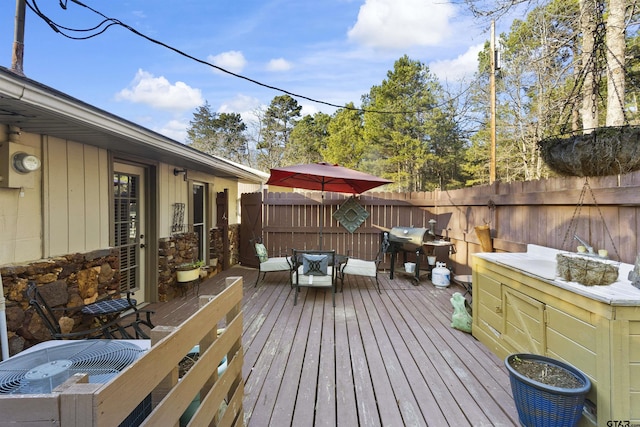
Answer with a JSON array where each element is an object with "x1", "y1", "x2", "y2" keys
[{"x1": 333, "y1": 196, "x2": 369, "y2": 233}]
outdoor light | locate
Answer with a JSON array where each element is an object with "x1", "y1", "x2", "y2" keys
[{"x1": 12, "y1": 152, "x2": 41, "y2": 173}]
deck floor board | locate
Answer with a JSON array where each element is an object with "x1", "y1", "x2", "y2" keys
[{"x1": 147, "y1": 265, "x2": 519, "y2": 426}]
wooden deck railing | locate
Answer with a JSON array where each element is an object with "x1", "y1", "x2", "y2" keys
[{"x1": 0, "y1": 276, "x2": 244, "y2": 427}]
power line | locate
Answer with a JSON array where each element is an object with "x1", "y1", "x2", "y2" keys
[{"x1": 25, "y1": 0, "x2": 469, "y2": 115}]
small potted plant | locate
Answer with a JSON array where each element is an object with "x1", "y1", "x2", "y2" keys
[
  {"x1": 176, "y1": 260, "x2": 204, "y2": 282},
  {"x1": 505, "y1": 353, "x2": 591, "y2": 427}
]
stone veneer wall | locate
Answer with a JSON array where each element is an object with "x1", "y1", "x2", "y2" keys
[
  {"x1": 209, "y1": 224, "x2": 239, "y2": 268},
  {"x1": 158, "y1": 231, "x2": 199, "y2": 302},
  {"x1": 229, "y1": 224, "x2": 239, "y2": 266},
  {"x1": 0, "y1": 249, "x2": 119, "y2": 356},
  {"x1": 210, "y1": 227, "x2": 223, "y2": 264},
  {"x1": 0, "y1": 229, "x2": 237, "y2": 354}
]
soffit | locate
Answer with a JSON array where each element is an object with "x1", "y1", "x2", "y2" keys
[{"x1": 0, "y1": 67, "x2": 264, "y2": 183}]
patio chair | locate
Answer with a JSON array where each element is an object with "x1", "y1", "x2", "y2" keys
[
  {"x1": 292, "y1": 249, "x2": 337, "y2": 306},
  {"x1": 339, "y1": 252, "x2": 382, "y2": 293},
  {"x1": 27, "y1": 282, "x2": 154, "y2": 340},
  {"x1": 251, "y1": 238, "x2": 293, "y2": 287}
]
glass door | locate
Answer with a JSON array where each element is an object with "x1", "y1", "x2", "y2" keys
[
  {"x1": 113, "y1": 163, "x2": 146, "y2": 302},
  {"x1": 192, "y1": 182, "x2": 206, "y2": 262}
]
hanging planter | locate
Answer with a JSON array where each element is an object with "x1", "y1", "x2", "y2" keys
[
  {"x1": 538, "y1": 125, "x2": 640, "y2": 177},
  {"x1": 505, "y1": 353, "x2": 591, "y2": 427}
]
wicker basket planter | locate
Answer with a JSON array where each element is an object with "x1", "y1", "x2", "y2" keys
[
  {"x1": 539, "y1": 126, "x2": 640, "y2": 177},
  {"x1": 505, "y1": 354, "x2": 591, "y2": 427},
  {"x1": 556, "y1": 253, "x2": 618, "y2": 286}
]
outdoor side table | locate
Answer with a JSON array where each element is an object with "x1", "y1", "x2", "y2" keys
[
  {"x1": 81, "y1": 298, "x2": 137, "y2": 334},
  {"x1": 82, "y1": 298, "x2": 135, "y2": 319}
]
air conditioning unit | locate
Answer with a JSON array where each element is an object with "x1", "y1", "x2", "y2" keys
[{"x1": 0, "y1": 340, "x2": 151, "y2": 426}]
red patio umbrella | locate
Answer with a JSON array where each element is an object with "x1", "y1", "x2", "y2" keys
[{"x1": 266, "y1": 162, "x2": 392, "y2": 248}]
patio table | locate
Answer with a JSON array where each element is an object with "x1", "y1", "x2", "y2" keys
[
  {"x1": 292, "y1": 252, "x2": 347, "y2": 266},
  {"x1": 81, "y1": 298, "x2": 136, "y2": 320},
  {"x1": 80, "y1": 296, "x2": 154, "y2": 339}
]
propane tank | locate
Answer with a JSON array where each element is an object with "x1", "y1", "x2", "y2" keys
[{"x1": 431, "y1": 262, "x2": 450, "y2": 287}]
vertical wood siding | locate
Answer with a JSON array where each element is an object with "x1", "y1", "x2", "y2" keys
[{"x1": 44, "y1": 137, "x2": 110, "y2": 257}]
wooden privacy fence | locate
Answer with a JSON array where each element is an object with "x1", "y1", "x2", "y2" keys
[
  {"x1": 0, "y1": 276, "x2": 244, "y2": 427},
  {"x1": 261, "y1": 172, "x2": 640, "y2": 273}
]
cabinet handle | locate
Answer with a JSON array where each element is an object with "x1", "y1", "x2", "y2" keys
[{"x1": 495, "y1": 306, "x2": 502, "y2": 314}]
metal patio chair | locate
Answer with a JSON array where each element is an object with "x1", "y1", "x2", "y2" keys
[
  {"x1": 251, "y1": 238, "x2": 293, "y2": 287},
  {"x1": 292, "y1": 249, "x2": 337, "y2": 306},
  {"x1": 28, "y1": 282, "x2": 154, "y2": 340},
  {"x1": 339, "y1": 251, "x2": 382, "y2": 293}
]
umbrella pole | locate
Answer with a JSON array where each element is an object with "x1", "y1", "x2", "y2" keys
[{"x1": 319, "y1": 190, "x2": 324, "y2": 250}]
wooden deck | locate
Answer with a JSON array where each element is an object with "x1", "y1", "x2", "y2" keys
[{"x1": 147, "y1": 266, "x2": 519, "y2": 426}]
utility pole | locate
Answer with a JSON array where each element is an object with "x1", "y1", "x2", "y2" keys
[
  {"x1": 489, "y1": 20, "x2": 497, "y2": 184},
  {"x1": 11, "y1": 0, "x2": 26, "y2": 76}
]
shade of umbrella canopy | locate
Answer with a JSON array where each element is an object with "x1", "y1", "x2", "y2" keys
[
  {"x1": 266, "y1": 162, "x2": 392, "y2": 194},
  {"x1": 267, "y1": 163, "x2": 392, "y2": 249}
]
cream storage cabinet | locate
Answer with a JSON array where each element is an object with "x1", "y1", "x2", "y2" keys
[{"x1": 472, "y1": 245, "x2": 640, "y2": 427}]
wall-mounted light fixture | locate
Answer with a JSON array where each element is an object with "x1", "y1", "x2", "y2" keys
[{"x1": 173, "y1": 168, "x2": 187, "y2": 181}]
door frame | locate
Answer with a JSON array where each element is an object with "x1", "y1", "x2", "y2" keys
[
  {"x1": 190, "y1": 181, "x2": 208, "y2": 263},
  {"x1": 111, "y1": 157, "x2": 159, "y2": 303}
]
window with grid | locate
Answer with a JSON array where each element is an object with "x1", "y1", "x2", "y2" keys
[{"x1": 113, "y1": 172, "x2": 140, "y2": 294}]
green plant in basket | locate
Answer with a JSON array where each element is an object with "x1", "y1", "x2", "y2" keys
[{"x1": 176, "y1": 260, "x2": 205, "y2": 271}]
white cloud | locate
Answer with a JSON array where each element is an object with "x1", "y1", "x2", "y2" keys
[
  {"x1": 348, "y1": 0, "x2": 456, "y2": 50},
  {"x1": 300, "y1": 103, "x2": 320, "y2": 117},
  {"x1": 208, "y1": 51, "x2": 247, "y2": 74},
  {"x1": 156, "y1": 119, "x2": 190, "y2": 143},
  {"x1": 266, "y1": 58, "x2": 293, "y2": 72},
  {"x1": 430, "y1": 44, "x2": 483, "y2": 81},
  {"x1": 116, "y1": 69, "x2": 204, "y2": 111},
  {"x1": 218, "y1": 94, "x2": 263, "y2": 124}
]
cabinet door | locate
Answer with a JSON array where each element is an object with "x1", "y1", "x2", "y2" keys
[
  {"x1": 476, "y1": 273, "x2": 503, "y2": 334},
  {"x1": 503, "y1": 287, "x2": 546, "y2": 354}
]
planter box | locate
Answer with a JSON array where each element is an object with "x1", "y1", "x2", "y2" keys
[{"x1": 176, "y1": 268, "x2": 199, "y2": 282}]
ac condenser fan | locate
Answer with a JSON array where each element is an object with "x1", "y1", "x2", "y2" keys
[{"x1": 0, "y1": 340, "x2": 145, "y2": 394}]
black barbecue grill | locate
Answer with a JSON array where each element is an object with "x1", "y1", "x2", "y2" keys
[{"x1": 382, "y1": 226, "x2": 434, "y2": 281}]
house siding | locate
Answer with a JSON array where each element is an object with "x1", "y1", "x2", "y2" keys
[
  {"x1": 0, "y1": 130, "x2": 42, "y2": 265},
  {"x1": 43, "y1": 135, "x2": 110, "y2": 258},
  {"x1": 0, "y1": 127, "x2": 243, "y2": 264}
]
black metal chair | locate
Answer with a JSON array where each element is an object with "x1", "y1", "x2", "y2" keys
[
  {"x1": 292, "y1": 250, "x2": 337, "y2": 306},
  {"x1": 28, "y1": 281, "x2": 154, "y2": 340},
  {"x1": 251, "y1": 238, "x2": 293, "y2": 287}
]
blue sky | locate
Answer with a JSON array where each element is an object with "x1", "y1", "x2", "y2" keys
[{"x1": 1, "y1": 0, "x2": 508, "y2": 142}]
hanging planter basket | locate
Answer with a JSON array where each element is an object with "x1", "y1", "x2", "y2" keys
[{"x1": 539, "y1": 125, "x2": 640, "y2": 177}]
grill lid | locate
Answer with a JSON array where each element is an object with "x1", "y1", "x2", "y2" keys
[{"x1": 389, "y1": 227, "x2": 430, "y2": 250}]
